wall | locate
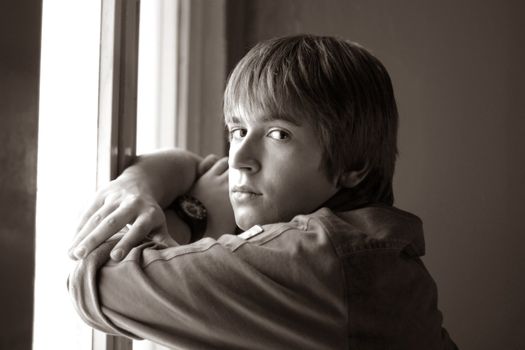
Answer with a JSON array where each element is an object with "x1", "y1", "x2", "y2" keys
[
  {"x1": 234, "y1": 0, "x2": 525, "y2": 349},
  {"x1": 0, "y1": 0, "x2": 42, "y2": 349}
]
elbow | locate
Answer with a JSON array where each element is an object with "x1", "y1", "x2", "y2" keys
[
  {"x1": 67, "y1": 260, "x2": 114, "y2": 334},
  {"x1": 67, "y1": 257, "x2": 139, "y2": 339},
  {"x1": 67, "y1": 260, "x2": 98, "y2": 327}
]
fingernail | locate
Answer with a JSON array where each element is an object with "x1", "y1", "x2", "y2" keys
[
  {"x1": 74, "y1": 246, "x2": 86, "y2": 259},
  {"x1": 68, "y1": 249, "x2": 77, "y2": 260},
  {"x1": 111, "y1": 248, "x2": 124, "y2": 261}
]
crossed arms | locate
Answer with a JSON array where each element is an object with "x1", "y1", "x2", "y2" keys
[
  {"x1": 69, "y1": 149, "x2": 235, "y2": 261},
  {"x1": 67, "y1": 149, "x2": 346, "y2": 349}
]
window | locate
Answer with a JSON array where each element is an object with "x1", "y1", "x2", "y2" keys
[
  {"x1": 138, "y1": 0, "x2": 227, "y2": 156},
  {"x1": 35, "y1": 0, "x2": 226, "y2": 349},
  {"x1": 34, "y1": 1, "x2": 101, "y2": 349},
  {"x1": 136, "y1": 0, "x2": 178, "y2": 155}
]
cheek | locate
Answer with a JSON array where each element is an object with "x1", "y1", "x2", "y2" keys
[
  {"x1": 265, "y1": 168, "x2": 315, "y2": 210},
  {"x1": 276, "y1": 164, "x2": 336, "y2": 210}
]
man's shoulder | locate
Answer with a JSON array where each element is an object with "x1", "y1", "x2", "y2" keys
[{"x1": 301, "y1": 205, "x2": 426, "y2": 258}]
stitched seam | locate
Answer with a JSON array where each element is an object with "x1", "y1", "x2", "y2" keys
[
  {"x1": 306, "y1": 215, "x2": 349, "y2": 350},
  {"x1": 137, "y1": 224, "x2": 299, "y2": 269},
  {"x1": 140, "y1": 241, "x2": 225, "y2": 269},
  {"x1": 336, "y1": 238, "x2": 410, "y2": 256}
]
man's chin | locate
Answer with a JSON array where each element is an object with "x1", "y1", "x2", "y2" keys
[
  {"x1": 233, "y1": 210, "x2": 260, "y2": 231},
  {"x1": 235, "y1": 218, "x2": 255, "y2": 231}
]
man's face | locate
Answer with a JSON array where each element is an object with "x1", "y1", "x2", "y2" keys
[{"x1": 227, "y1": 109, "x2": 340, "y2": 230}]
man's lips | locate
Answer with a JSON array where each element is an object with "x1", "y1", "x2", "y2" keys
[
  {"x1": 231, "y1": 185, "x2": 261, "y2": 195},
  {"x1": 231, "y1": 185, "x2": 262, "y2": 202}
]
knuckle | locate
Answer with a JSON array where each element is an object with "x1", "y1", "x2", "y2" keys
[
  {"x1": 81, "y1": 237, "x2": 97, "y2": 250},
  {"x1": 96, "y1": 187, "x2": 109, "y2": 199},
  {"x1": 115, "y1": 241, "x2": 131, "y2": 252},
  {"x1": 123, "y1": 194, "x2": 141, "y2": 207},
  {"x1": 143, "y1": 206, "x2": 158, "y2": 220},
  {"x1": 148, "y1": 204, "x2": 160, "y2": 215},
  {"x1": 127, "y1": 193, "x2": 140, "y2": 203},
  {"x1": 106, "y1": 216, "x2": 116, "y2": 226},
  {"x1": 104, "y1": 193, "x2": 118, "y2": 203},
  {"x1": 130, "y1": 220, "x2": 146, "y2": 232},
  {"x1": 126, "y1": 225, "x2": 149, "y2": 242},
  {"x1": 92, "y1": 214, "x2": 102, "y2": 224},
  {"x1": 141, "y1": 206, "x2": 162, "y2": 224}
]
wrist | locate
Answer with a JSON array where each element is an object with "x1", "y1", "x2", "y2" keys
[
  {"x1": 165, "y1": 210, "x2": 191, "y2": 244},
  {"x1": 126, "y1": 150, "x2": 202, "y2": 207},
  {"x1": 169, "y1": 195, "x2": 208, "y2": 243},
  {"x1": 118, "y1": 166, "x2": 157, "y2": 196}
]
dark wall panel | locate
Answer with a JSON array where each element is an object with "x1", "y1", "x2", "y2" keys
[{"x1": 0, "y1": 0, "x2": 42, "y2": 349}]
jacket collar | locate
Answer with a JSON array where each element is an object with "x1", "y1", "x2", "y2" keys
[
  {"x1": 320, "y1": 187, "x2": 374, "y2": 212},
  {"x1": 320, "y1": 188, "x2": 426, "y2": 257}
]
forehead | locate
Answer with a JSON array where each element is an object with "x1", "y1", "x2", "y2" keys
[
  {"x1": 224, "y1": 114, "x2": 302, "y2": 127},
  {"x1": 224, "y1": 104, "x2": 303, "y2": 126}
]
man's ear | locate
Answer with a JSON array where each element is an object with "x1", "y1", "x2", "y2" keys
[{"x1": 338, "y1": 164, "x2": 369, "y2": 188}]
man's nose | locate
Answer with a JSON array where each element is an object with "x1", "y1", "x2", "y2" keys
[{"x1": 228, "y1": 136, "x2": 261, "y2": 173}]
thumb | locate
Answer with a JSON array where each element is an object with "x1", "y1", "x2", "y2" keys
[{"x1": 151, "y1": 223, "x2": 180, "y2": 247}]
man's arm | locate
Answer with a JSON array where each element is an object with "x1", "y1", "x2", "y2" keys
[
  {"x1": 69, "y1": 219, "x2": 348, "y2": 350},
  {"x1": 69, "y1": 148, "x2": 202, "y2": 261},
  {"x1": 163, "y1": 156, "x2": 235, "y2": 244}
]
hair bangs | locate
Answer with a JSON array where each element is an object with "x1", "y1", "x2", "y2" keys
[{"x1": 224, "y1": 42, "x2": 311, "y2": 126}]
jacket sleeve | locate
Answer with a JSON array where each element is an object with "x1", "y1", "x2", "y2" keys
[{"x1": 68, "y1": 223, "x2": 348, "y2": 349}]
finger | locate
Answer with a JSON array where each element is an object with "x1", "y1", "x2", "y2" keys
[
  {"x1": 110, "y1": 208, "x2": 165, "y2": 261},
  {"x1": 197, "y1": 154, "x2": 220, "y2": 176},
  {"x1": 209, "y1": 157, "x2": 229, "y2": 175},
  {"x1": 150, "y1": 228, "x2": 180, "y2": 247},
  {"x1": 69, "y1": 202, "x2": 120, "y2": 260},
  {"x1": 146, "y1": 220, "x2": 174, "y2": 246},
  {"x1": 70, "y1": 199, "x2": 120, "y2": 248},
  {"x1": 219, "y1": 169, "x2": 229, "y2": 181},
  {"x1": 71, "y1": 204, "x2": 136, "y2": 259},
  {"x1": 76, "y1": 195, "x2": 105, "y2": 233}
]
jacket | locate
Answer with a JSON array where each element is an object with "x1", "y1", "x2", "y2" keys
[{"x1": 69, "y1": 204, "x2": 458, "y2": 349}]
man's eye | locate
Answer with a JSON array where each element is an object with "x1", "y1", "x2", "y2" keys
[
  {"x1": 267, "y1": 129, "x2": 290, "y2": 140},
  {"x1": 229, "y1": 128, "x2": 247, "y2": 140}
]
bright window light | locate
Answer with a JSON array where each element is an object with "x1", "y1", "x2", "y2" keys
[
  {"x1": 137, "y1": 0, "x2": 178, "y2": 155},
  {"x1": 33, "y1": 1, "x2": 101, "y2": 349}
]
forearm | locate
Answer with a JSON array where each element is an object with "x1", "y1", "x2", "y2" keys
[
  {"x1": 70, "y1": 148, "x2": 202, "y2": 260},
  {"x1": 118, "y1": 148, "x2": 202, "y2": 208},
  {"x1": 69, "y1": 223, "x2": 347, "y2": 349}
]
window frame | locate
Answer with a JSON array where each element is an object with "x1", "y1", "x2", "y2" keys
[
  {"x1": 95, "y1": 0, "x2": 139, "y2": 349},
  {"x1": 94, "y1": 0, "x2": 226, "y2": 349}
]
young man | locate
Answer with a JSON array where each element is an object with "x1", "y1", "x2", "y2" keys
[{"x1": 69, "y1": 35, "x2": 458, "y2": 349}]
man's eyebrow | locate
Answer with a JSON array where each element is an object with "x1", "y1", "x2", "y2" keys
[
  {"x1": 225, "y1": 116, "x2": 242, "y2": 124},
  {"x1": 226, "y1": 114, "x2": 301, "y2": 126}
]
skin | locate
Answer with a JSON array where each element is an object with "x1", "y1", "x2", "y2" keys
[
  {"x1": 163, "y1": 156, "x2": 235, "y2": 244},
  {"x1": 227, "y1": 108, "x2": 341, "y2": 230},
  {"x1": 188, "y1": 156, "x2": 236, "y2": 238},
  {"x1": 69, "y1": 109, "x2": 362, "y2": 260},
  {"x1": 69, "y1": 151, "x2": 233, "y2": 260}
]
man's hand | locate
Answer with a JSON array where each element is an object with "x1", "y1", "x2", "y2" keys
[
  {"x1": 190, "y1": 156, "x2": 236, "y2": 239},
  {"x1": 69, "y1": 176, "x2": 169, "y2": 261},
  {"x1": 69, "y1": 152, "x2": 233, "y2": 261}
]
